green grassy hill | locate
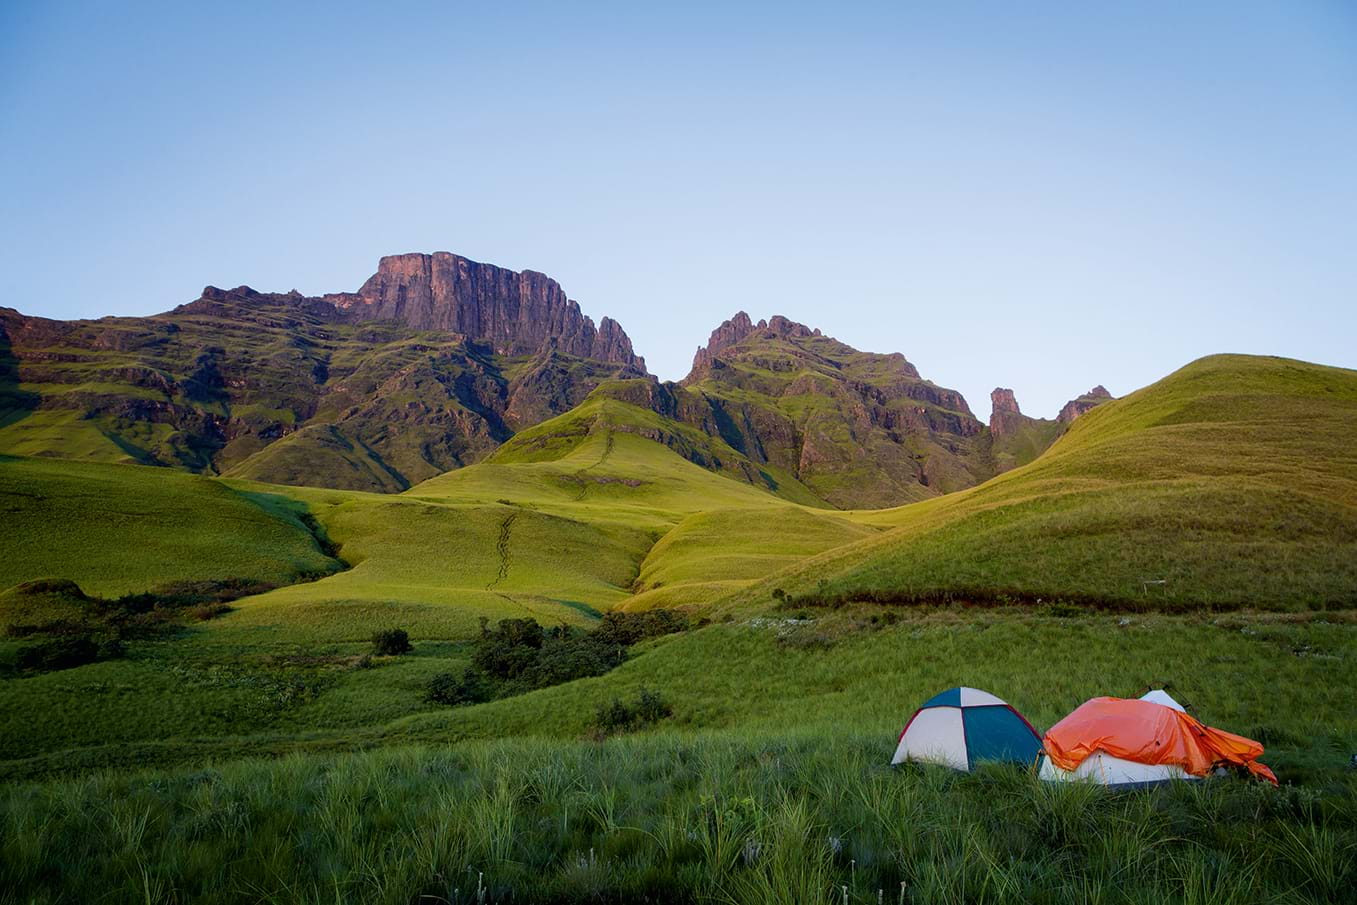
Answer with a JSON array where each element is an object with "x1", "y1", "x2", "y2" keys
[
  {"x1": 717, "y1": 355, "x2": 1357, "y2": 613},
  {"x1": 0, "y1": 454, "x2": 340, "y2": 597}
]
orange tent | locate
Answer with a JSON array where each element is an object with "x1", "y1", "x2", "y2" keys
[{"x1": 1043, "y1": 697, "x2": 1277, "y2": 785}]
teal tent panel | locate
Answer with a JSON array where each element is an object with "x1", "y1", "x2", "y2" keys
[
  {"x1": 921, "y1": 688, "x2": 962, "y2": 708},
  {"x1": 961, "y1": 706, "x2": 1042, "y2": 765}
]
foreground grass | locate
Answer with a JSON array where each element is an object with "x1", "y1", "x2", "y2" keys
[{"x1": 3, "y1": 731, "x2": 1355, "y2": 904}]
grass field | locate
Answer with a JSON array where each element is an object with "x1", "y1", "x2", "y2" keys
[
  {"x1": 5, "y1": 730, "x2": 1354, "y2": 905},
  {"x1": 2, "y1": 353, "x2": 1356, "y2": 901}
]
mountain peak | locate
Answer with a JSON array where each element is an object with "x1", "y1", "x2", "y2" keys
[
  {"x1": 324, "y1": 252, "x2": 645, "y2": 371},
  {"x1": 1058, "y1": 385, "x2": 1114, "y2": 423},
  {"x1": 688, "y1": 311, "x2": 823, "y2": 375},
  {"x1": 989, "y1": 388, "x2": 1025, "y2": 435}
]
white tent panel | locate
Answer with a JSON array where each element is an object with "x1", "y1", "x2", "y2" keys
[
  {"x1": 958, "y1": 687, "x2": 1006, "y2": 707},
  {"x1": 1139, "y1": 689, "x2": 1186, "y2": 712},
  {"x1": 892, "y1": 706, "x2": 968, "y2": 769},
  {"x1": 1038, "y1": 752, "x2": 1196, "y2": 787}
]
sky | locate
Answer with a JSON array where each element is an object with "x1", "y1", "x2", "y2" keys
[{"x1": 2, "y1": 2, "x2": 1355, "y2": 418}]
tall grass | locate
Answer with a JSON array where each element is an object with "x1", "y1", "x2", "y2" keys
[{"x1": 2, "y1": 731, "x2": 1354, "y2": 904}]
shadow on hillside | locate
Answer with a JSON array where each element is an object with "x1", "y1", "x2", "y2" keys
[{"x1": 0, "y1": 322, "x2": 39, "y2": 430}]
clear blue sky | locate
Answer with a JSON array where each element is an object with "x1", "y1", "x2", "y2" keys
[{"x1": 3, "y1": 2, "x2": 1354, "y2": 418}]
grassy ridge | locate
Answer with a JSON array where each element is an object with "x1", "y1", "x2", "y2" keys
[
  {"x1": 720, "y1": 355, "x2": 1357, "y2": 613},
  {"x1": 0, "y1": 454, "x2": 340, "y2": 597}
]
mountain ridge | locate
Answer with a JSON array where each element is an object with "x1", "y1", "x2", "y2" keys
[{"x1": 0, "y1": 253, "x2": 1105, "y2": 504}]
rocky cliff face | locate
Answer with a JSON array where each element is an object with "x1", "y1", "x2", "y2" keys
[
  {"x1": 1058, "y1": 385, "x2": 1113, "y2": 423},
  {"x1": 984, "y1": 382, "x2": 1114, "y2": 477},
  {"x1": 0, "y1": 259, "x2": 647, "y2": 492},
  {"x1": 325, "y1": 252, "x2": 645, "y2": 371},
  {"x1": 666, "y1": 312, "x2": 988, "y2": 507},
  {"x1": 688, "y1": 311, "x2": 823, "y2": 376},
  {"x1": 989, "y1": 388, "x2": 1024, "y2": 436}
]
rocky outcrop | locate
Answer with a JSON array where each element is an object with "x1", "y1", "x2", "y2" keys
[
  {"x1": 325, "y1": 252, "x2": 645, "y2": 371},
  {"x1": 671, "y1": 312, "x2": 989, "y2": 506},
  {"x1": 687, "y1": 311, "x2": 822, "y2": 377},
  {"x1": 1058, "y1": 385, "x2": 1113, "y2": 423},
  {"x1": 989, "y1": 388, "x2": 1024, "y2": 436}
]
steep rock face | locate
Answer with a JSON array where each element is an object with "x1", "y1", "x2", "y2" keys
[
  {"x1": 989, "y1": 388, "x2": 1024, "y2": 436},
  {"x1": 1058, "y1": 385, "x2": 1113, "y2": 423},
  {"x1": 326, "y1": 252, "x2": 645, "y2": 371},
  {"x1": 688, "y1": 311, "x2": 822, "y2": 376},
  {"x1": 0, "y1": 276, "x2": 643, "y2": 491},
  {"x1": 668, "y1": 312, "x2": 987, "y2": 507}
]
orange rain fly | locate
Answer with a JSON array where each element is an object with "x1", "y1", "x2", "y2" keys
[{"x1": 1043, "y1": 697, "x2": 1277, "y2": 785}]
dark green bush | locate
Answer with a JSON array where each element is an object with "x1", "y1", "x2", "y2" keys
[
  {"x1": 513, "y1": 638, "x2": 624, "y2": 691},
  {"x1": 425, "y1": 669, "x2": 491, "y2": 706},
  {"x1": 371, "y1": 628, "x2": 412, "y2": 656},
  {"x1": 635, "y1": 687, "x2": 672, "y2": 724},
  {"x1": 15, "y1": 637, "x2": 101, "y2": 673},
  {"x1": 433, "y1": 612, "x2": 693, "y2": 708},
  {"x1": 591, "y1": 610, "x2": 691, "y2": 647},
  {"x1": 471, "y1": 617, "x2": 544, "y2": 679},
  {"x1": 593, "y1": 687, "x2": 672, "y2": 735},
  {"x1": 595, "y1": 697, "x2": 638, "y2": 734}
]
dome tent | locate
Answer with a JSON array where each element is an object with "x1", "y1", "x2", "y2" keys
[
  {"x1": 1038, "y1": 694, "x2": 1277, "y2": 788},
  {"x1": 891, "y1": 687, "x2": 1042, "y2": 770}
]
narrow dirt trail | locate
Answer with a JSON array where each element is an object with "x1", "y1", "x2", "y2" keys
[
  {"x1": 485, "y1": 511, "x2": 516, "y2": 590},
  {"x1": 570, "y1": 431, "x2": 615, "y2": 501}
]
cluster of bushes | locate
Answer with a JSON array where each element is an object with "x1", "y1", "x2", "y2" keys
[
  {"x1": 9, "y1": 636, "x2": 124, "y2": 674},
  {"x1": 426, "y1": 610, "x2": 693, "y2": 707},
  {"x1": 593, "y1": 687, "x2": 672, "y2": 735},
  {"x1": 0, "y1": 577, "x2": 270, "y2": 676},
  {"x1": 370, "y1": 628, "x2": 412, "y2": 656},
  {"x1": 772, "y1": 581, "x2": 1172, "y2": 613}
]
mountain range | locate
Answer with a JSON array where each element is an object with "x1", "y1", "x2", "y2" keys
[{"x1": 0, "y1": 250, "x2": 1109, "y2": 505}]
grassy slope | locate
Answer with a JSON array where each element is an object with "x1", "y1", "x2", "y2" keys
[
  {"x1": 715, "y1": 355, "x2": 1357, "y2": 613},
  {"x1": 212, "y1": 426, "x2": 855, "y2": 643},
  {"x1": 487, "y1": 389, "x2": 829, "y2": 508},
  {"x1": 0, "y1": 454, "x2": 339, "y2": 597},
  {"x1": 3, "y1": 608, "x2": 1353, "y2": 782},
  {"x1": 0, "y1": 429, "x2": 887, "y2": 770}
]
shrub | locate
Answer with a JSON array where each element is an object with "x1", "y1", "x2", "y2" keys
[
  {"x1": 426, "y1": 668, "x2": 491, "y2": 706},
  {"x1": 371, "y1": 628, "x2": 412, "y2": 656},
  {"x1": 591, "y1": 610, "x2": 690, "y2": 647},
  {"x1": 635, "y1": 687, "x2": 672, "y2": 723},
  {"x1": 593, "y1": 687, "x2": 672, "y2": 735},
  {"x1": 472, "y1": 618, "x2": 544, "y2": 679},
  {"x1": 15, "y1": 637, "x2": 101, "y2": 673},
  {"x1": 516, "y1": 638, "x2": 624, "y2": 691},
  {"x1": 188, "y1": 603, "x2": 232, "y2": 622},
  {"x1": 594, "y1": 697, "x2": 638, "y2": 734},
  {"x1": 96, "y1": 638, "x2": 126, "y2": 660}
]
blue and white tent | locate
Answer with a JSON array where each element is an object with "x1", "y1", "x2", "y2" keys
[{"x1": 891, "y1": 686, "x2": 1043, "y2": 770}]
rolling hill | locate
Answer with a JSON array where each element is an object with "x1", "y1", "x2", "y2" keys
[{"x1": 715, "y1": 354, "x2": 1357, "y2": 613}]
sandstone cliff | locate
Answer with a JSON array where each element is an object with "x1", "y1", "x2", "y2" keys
[{"x1": 325, "y1": 252, "x2": 645, "y2": 371}]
